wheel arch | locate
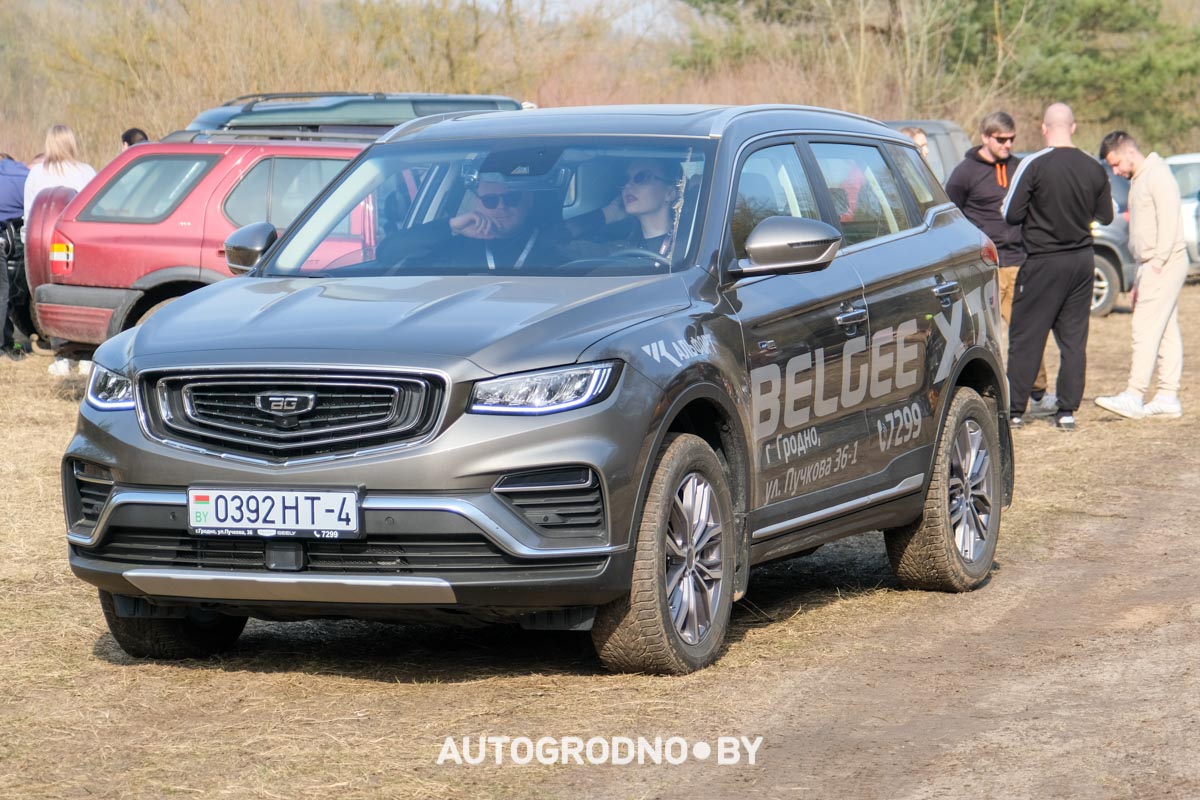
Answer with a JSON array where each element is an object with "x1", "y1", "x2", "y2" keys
[
  {"x1": 932, "y1": 347, "x2": 1014, "y2": 508},
  {"x1": 113, "y1": 267, "x2": 227, "y2": 334},
  {"x1": 631, "y1": 377, "x2": 754, "y2": 599}
]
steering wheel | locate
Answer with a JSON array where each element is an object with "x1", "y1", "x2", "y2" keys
[{"x1": 607, "y1": 248, "x2": 671, "y2": 268}]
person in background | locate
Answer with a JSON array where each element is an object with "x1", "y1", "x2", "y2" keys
[
  {"x1": 1002, "y1": 103, "x2": 1113, "y2": 431},
  {"x1": 0, "y1": 152, "x2": 30, "y2": 360},
  {"x1": 121, "y1": 128, "x2": 149, "y2": 150},
  {"x1": 945, "y1": 111, "x2": 1055, "y2": 416},
  {"x1": 23, "y1": 125, "x2": 96, "y2": 230},
  {"x1": 899, "y1": 126, "x2": 930, "y2": 161},
  {"x1": 1094, "y1": 131, "x2": 1188, "y2": 419},
  {"x1": 22, "y1": 125, "x2": 97, "y2": 376}
]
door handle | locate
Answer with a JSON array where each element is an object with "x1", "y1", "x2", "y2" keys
[
  {"x1": 835, "y1": 308, "x2": 868, "y2": 327},
  {"x1": 932, "y1": 280, "x2": 961, "y2": 298}
]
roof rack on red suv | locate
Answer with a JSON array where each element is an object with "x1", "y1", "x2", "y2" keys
[{"x1": 182, "y1": 91, "x2": 524, "y2": 136}]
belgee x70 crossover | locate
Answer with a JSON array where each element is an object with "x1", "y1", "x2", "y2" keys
[{"x1": 65, "y1": 104, "x2": 1013, "y2": 674}]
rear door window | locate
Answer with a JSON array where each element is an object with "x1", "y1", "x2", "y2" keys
[
  {"x1": 80, "y1": 154, "x2": 219, "y2": 223},
  {"x1": 810, "y1": 142, "x2": 914, "y2": 247},
  {"x1": 888, "y1": 144, "x2": 950, "y2": 218},
  {"x1": 224, "y1": 157, "x2": 346, "y2": 229}
]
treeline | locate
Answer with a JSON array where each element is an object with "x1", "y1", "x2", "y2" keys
[{"x1": 2, "y1": 0, "x2": 1198, "y2": 167}]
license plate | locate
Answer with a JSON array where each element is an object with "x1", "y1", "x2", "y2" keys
[{"x1": 188, "y1": 488, "x2": 360, "y2": 539}]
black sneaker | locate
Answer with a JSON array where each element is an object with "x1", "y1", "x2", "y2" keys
[
  {"x1": 1009, "y1": 414, "x2": 1024, "y2": 429},
  {"x1": 1053, "y1": 413, "x2": 1076, "y2": 431},
  {"x1": 2, "y1": 346, "x2": 26, "y2": 361}
]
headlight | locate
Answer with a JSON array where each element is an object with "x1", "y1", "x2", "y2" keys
[
  {"x1": 469, "y1": 362, "x2": 619, "y2": 415},
  {"x1": 86, "y1": 365, "x2": 135, "y2": 411}
]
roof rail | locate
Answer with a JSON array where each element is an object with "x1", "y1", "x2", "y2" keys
[
  {"x1": 220, "y1": 92, "x2": 388, "y2": 112},
  {"x1": 379, "y1": 110, "x2": 500, "y2": 143},
  {"x1": 166, "y1": 128, "x2": 380, "y2": 143},
  {"x1": 706, "y1": 104, "x2": 880, "y2": 138}
]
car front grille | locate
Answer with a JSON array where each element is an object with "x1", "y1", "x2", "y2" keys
[
  {"x1": 140, "y1": 369, "x2": 443, "y2": 460},
  {"x1": 76, "y1": 528, "x2": 606, "y2": 575}
]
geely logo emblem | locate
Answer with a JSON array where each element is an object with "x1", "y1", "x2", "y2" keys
[{"x1": 255, "y1": 391, "x2": 317, "y2": 417}]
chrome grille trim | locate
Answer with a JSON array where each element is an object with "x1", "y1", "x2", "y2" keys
[
  {"x1": 137, "y1": 367, "x2": 447, "y2": 463},
  {"x1": 174, "y1": 379, "x2": 418, "y2": 441}
]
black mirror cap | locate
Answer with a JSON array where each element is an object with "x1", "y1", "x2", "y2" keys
[
  {"x1": 225, "y1": 222, "x2": 278, "y2": 275},
  {"x1": 732, "y1": 216, "x2": 843, "y2": 277}
]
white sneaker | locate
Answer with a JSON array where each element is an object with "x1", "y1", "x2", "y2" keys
[
  {"x1": 1029, "y1": 393, "x2": 1058, "y2": 416},
  {"x1": 1095, "y1": 390, "x2": 1145, "y2": 419},
  {"x1": 47, "y1": 358, "x2": 72, "y2": 377},
  {"x1": 1143, "y1": 394, "x2": 1182, "y2": 418},
  {"x1": 77, "y1": 359, "x2": 93, "y2": 376}
]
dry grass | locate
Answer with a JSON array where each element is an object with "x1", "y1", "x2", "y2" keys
[{"x1": 2, "y1": 282, "x2": 1199, "y2": 798}]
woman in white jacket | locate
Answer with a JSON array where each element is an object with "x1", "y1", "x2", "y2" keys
[
  {"x1": 23, "y1": 124, "x2": 96, "y2": 225},
  {"x1": 23, "y1": 124, "x2": 96, "y2": 376}
]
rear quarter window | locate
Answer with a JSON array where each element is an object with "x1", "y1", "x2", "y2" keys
[{"x1": 79, "y1": 154, "x2": 220, "y2": 223}]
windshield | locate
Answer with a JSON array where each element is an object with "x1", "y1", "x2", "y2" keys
[{"x1": 266, "y1": 137, "x2": 712, "y2": 278}]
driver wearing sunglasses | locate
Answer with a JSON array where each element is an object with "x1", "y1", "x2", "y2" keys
[{"x1": 450, "y1": 178, "x2": 534, "y2": 241}]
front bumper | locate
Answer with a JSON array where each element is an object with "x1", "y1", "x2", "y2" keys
[{"x1": 64, "y1": 364, "x2": 663, "y2": 615}]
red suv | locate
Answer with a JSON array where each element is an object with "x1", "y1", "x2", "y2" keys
[{"x1": 25, "y1": 138, "x2": 365, "y2": 346}]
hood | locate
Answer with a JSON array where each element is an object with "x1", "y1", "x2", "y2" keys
[{"x1": 131, "y1": 274, "x2": 691, "y2": 375}]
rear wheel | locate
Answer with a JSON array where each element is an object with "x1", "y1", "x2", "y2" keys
[
  {"x1": 885, "y1": 388, "x2": 1000, "y2": 592},
  {"x1": 99, "y1": 590, "x2": 247, "y2": 659},
  {"x1": 1091, "y1": 253, "x2": 1120, "y2": 317},
  {"x1": 135, "y1": 297, "x2": 177, "y2": 327},
  {"x1": 592, "y1": 434, "x2": 735, "y2": 674}
]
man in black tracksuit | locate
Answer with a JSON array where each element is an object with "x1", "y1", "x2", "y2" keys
[
  {"x1": 944, "y1": 111, "x2": 1059, "y2": 407},
  {"x1": 1002, "y1": 103, "x2": 1113, "y2": 430}
]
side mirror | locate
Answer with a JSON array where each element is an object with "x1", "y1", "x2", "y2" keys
[
  {"x1": 731, "y1": 216, "x2": 843, "y2": 277},
  {"x1": 225, "y1": 222, "x2": 278, "y2": 275}
]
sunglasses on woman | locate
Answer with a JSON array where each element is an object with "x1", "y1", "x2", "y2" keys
[
  {"x1": 478, "y1": 190, "x2": 525, "y2": 209},
  {"x1": 626, "y1": 170, "x2": 671, "y2": 186}
]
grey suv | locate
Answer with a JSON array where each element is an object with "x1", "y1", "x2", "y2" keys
[{"x1": 65, "y1": 105, "x2": 1014, "y2": 674}]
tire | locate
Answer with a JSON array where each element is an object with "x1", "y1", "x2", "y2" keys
[
  {"x1": 99, "y1": 590, "x2": 247, "y2": 659},
  {"x1": 134, "y1": 298, "x2": 177, "y2": 327},
  {"x1": 592, "y1": 433, "x2": 736, "y2": 674},
  {"x1": 885, "y1": 388, "x2": 1001, "y2": 592},
  {"x1": 1091, "y1": 253, "x2": 1120, "y2": 317}
]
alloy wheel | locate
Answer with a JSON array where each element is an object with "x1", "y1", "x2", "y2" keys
[
  {"x1": 664, "y1": 472, "x2": 725, "y2": 645},
  {"x1": 947, "y1": 419, "x2": 995, "y2": 563}
]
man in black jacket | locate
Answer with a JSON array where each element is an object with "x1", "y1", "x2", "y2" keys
[
  {"x1": 945, "y1": 112, "x2": 1053, "y2": 415},
  {"x1": 1002, "y1": 103, "x2": 1114, "y2": 431}
]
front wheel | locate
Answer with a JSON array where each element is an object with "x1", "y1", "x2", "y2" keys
[
  {"x1": 885, "y1": 388, "x2": 1001, "y2": 592},
  {"x1": 100, "y1": 590, "x2": 247, "y2": 659},
  {"x1": 592, "y1": 434, "x2": 735, "y2": 674}
]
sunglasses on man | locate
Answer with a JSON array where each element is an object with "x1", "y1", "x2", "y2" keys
[
  {"x1": 989, "y1": 134, "x2": 1016, "y2": 145},
  {"x1": 478, "y1": 190, "x2": 525, "y2": 209}
]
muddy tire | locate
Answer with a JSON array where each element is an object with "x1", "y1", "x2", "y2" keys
[
  {"x1": 592, "y1": 434, "x2": 735, "y2": 674},
  {"x1": 885, "y1": 388, "x2": 1000, "y2": 592},
  {"x1": 135, "y1": 298, "x2": 177, "y2": 327},
  {"x1": 99, "y1": 590, "x2": 247, "y2": 659}
]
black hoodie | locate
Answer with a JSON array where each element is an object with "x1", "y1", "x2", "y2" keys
[{"x1": 945, "y1": 146, "x2": 1025, "y2": 266}]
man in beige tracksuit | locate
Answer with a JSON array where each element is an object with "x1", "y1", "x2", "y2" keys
[{"x1": 1095, "y1": 131, "x2": 1188, "y2": 418}]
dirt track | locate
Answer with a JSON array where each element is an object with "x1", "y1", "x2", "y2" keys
[{"x1": 3, "y1": 285, "x2": 1199, "y2": 799}]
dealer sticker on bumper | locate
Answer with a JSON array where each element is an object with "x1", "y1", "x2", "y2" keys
[{"x1": 188, "y1": 488, "x2": 360, "y2": 539}]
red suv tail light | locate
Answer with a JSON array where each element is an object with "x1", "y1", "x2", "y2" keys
[{"x1": 50, "y1": 231, "x2": 75, "y2": 276}]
